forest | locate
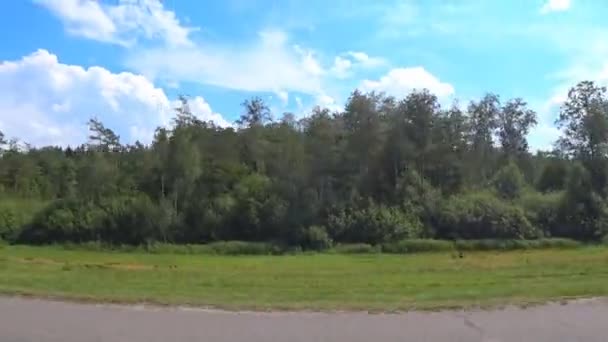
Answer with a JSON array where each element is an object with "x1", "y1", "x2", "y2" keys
[{"x1": 0, "y1": 80, "x2": 607, "y2": 250}]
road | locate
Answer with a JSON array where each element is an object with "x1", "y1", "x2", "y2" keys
[{"x1": 1, "y1": 296, "x2": 606, "y2": 342}]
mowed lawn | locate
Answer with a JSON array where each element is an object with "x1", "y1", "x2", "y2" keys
[{"x1": 1, "y1": 245, "x2": 608, "y2": 311}]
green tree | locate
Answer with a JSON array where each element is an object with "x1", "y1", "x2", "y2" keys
[{"x1": 492, "y1": 161, "x2": 526, "y2": 200}]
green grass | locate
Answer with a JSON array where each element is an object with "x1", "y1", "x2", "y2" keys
[{"x1": 1, "y1": 245, "x2": 608, "y2": 311}]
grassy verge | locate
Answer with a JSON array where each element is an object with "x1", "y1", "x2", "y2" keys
[
  {"x1": 1, "y1": 245, "x2": 607, "y2": 311},
  {"x1": 49, "y1": 238, "x2": 584, "y2": 255}
]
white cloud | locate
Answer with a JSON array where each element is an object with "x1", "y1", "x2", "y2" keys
[
  {"x1": 315, "y1": 94, "x2": 342, "y2": 112},
  {"x1": 182, "y1": 96, "x2": 232, "y2": 127},
  {"x1": 360, "y1": 67, "x2": 454, "y2": 98},
  {"x1": 531, "y1": 59, "x2": 608, "y2": 150},
  {"x1": 330, "y1": 51, "x2": 385, "y2": 79},
  {"x1": 330, "y1": 56, "x2": 353, "y2": 79},
  {"x1": 36, "y1": 0, "x2": 195, "y2": 46},
  {"x1": 0, "y1": 49, "x2": 227, "y2": 146},
  {"x1": 127, "y1": 29, "x2": 325, "y2": 95},
  {"x1": 276, "y1": 91, "x2": 289, "y2": 106},
  {"x1": 347, "y1": 51, "x2": 385, "y2": 68},
  {"x1": 528, "y1": 123, "x2": 560, "y2": 151},
  {"x1": 294, "y1": 45, "x2": 324, "y2": 77},
  {"x1": 540, "y1": 0, "x2": 571, "y2": 14}
]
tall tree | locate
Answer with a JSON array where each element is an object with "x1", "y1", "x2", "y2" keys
[
  {"x1": 87, "y1": 118, "x2": 121, "y2": 152},
  {"x1": 467, "y1": 93, "x2": 500, "y2": 183},
  {"x1": 556, "y1": 81, "x2": 608, "y2": 194},
  {"x1": 498, "y1": 98, "x2": 537, "y2": 158}
]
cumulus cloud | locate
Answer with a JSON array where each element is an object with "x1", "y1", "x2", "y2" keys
[
  {"x1": 127, "y1": 29, "x2": 325, "y2": 95},
  {"x1": 330, "y1": 56, "x2": 353, "y2": 79},
  {"x1": 0, "y1": 49, "x2": 227, "y2": 146},
  {"x1": 315, "y1": 94, "x2": 342, "y2": 112},
  {"x1": 330, "y1": 51, "x2": 385, "y2": 79},
  {"x1": 540, "y1": 0, "x2": 571, "y2": 14},
  {"x1": 360, "y1": 67, "x2": 454, "y2": 98},
  {"x1": 35, "y1": 0, "x2": 195, "y2": 46},
  {"x1": 347, "y1": 51, "x2": 385, "y2": 68},
  {"x1": 181, "y1": 96, "x2": 232, "y2": 127},
  {"x1": 276, "y1": 91, "x2": 289, "y2": 106}
]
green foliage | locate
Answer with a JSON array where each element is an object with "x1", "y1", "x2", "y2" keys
[
  {"x1": 381, "y1": 239, "x2": 454, "y2": 253},
  {"x1": 537, "y1": 159, "x2": 568, "y2": 192},
  {"x1": 556, "y1": 163, "x2": 608, "y2": 240},
  {"x1": 4, "y1": 82, "x2": 608, "y2": 246},
  {"x1": 184, "y1": 241, "x2": 282, "y2": 255},
  {"x1": 492, "y1": 161, "x2": 526, "y2": 200},
  {"x1": 55, "y1": 241, "x2": 285, "y2": 255},
  {"x1": 0, "y1": 199, "x2": 46, "y2": 241},
  {"x1": 326, "y1": 203, "x2": 422, "y2": 244},
  {"x1": 329, "y1": 243, "x2": 380, "y2": 254},
  {"x1": 454, "y1": 238, "x2": 581, "y2": 251},
  {"x1": 97, "y1": 195, "x2": 166, "y2": 244},
  {"x1": 299, "y1": 225, "x2": 332, "y2": 251},
  {"x1": 22, "y1": 194, "x2": 166, "y2": 245},
  {"x1": 520, "y1": 191, "x2": 563, "y2": 236},
  {"x1": 437, "y1": 191, "x2": 539, "y2": 239}
]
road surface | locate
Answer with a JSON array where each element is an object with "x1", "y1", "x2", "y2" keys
[{"x1": 1, "y1": 296, "x2": 607, "y2": 341}]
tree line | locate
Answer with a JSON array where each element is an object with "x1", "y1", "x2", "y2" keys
[{"x1": 1, "y1": 81, "x2": 608, "y2": 249}]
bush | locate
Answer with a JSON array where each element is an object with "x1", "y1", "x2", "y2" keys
[
  {"x1": 0, "y1": 199, "x2": 47, "y2": 242},
  {"x1": 436, "y1": 191, "x2": 539, "y2": 240},
  {"x1": 537, "y1": 159, "x2": 568, "y2": 193},
  {"x1": 454, "y1": 238, "x2": 581, "y2": 251},
  {"x1": 520, "y1": 191, "x2": 562, "y2": 236},
  {"x1": 492, "y1": 161, "x2": 526, "y2": 200},
  {"x1": 554, "y1": 163, "x2": 608, "y2": 240},
  {"x1": 327, "y1": 203, "x2": 422, "y2": 244},
  {"x1": 535, "y1": 238, "x2": 581, "y2": 249},
  {"x1": 21, "y1": 194, "x2": 165, "y2": 245},
  {"x1": 201, "y1": 241, "x2": 283, "y2": 255},
  {"x1": 329, "y1": 243, "x2": 380, "y2": 254},
  {"x1": 20, "y1": 198, "x2": 101, "y2": 243},
  {"x1": 299, "y1": 225, "x2": 332, "y2": 251},
  {"x1": 97, "y1": 195, "x2": 166, "y2": 244},
  {"x1": 382, "y1": 239, "x2": 454, "y2": 254}
]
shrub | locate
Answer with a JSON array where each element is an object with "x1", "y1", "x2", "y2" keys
[
  {"x1": 202, "y1": 241, "x2": 282, "y2": 255},
  {"x1": 437, "y1": 191, "x2": 539, "y2": 240},
  {"x1": 21, "y1": 194, "x2": 165, "y2": 245},
  {"x1": 454, "y1": 238, "x2": 581, "y2": 251},
  {"x1": 327, "y1": 203, "x2": 422, "y2": 244},
  {"x1": 329, "y1": 243, "x2": 380, "y2": 254},
  {"x1": 520, "y1": 191, "x2": 562, "y2": 236},
  {"x1": 0, "y1": 199, "x2": 47, "y2": 242},
  {"x1": 382, "y1": 239, "x2": 454, "y2": 254},
  {"x1": 21, "y1": 198, "x2": 101, "y2": 243},
  {"x1": 492, "y1": 161, "x2": 526, "y2": 200},
  {"x1": 535, "y1": 238, "x2": 581, "y2": 249},
  {"x1": 97, "y1": 195, "x2": 166, "y2": 245},
  {"x1": 299, "y1": 225, "x2": 332, "y2": 251},
  {"x1": 554, "y1": 163, "x2": 608, "y2": 240},
  {"x1": 537, "y1": 159, "x2": 568, "y2": 193}
]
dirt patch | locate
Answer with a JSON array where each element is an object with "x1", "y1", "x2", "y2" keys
[
  {"x1": 105, "y1": 263, "x2": 153, "y2": 271},
  {"x1": 14, "y1": 257, "x2": 63, "y2": 266},
  {"x1": 13, "y1": 257, "x2": 153, "y2": 271}
]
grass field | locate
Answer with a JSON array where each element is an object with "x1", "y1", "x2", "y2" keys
[{"x1": 1, "y1": 245, "x2": 608, "y2": 311}]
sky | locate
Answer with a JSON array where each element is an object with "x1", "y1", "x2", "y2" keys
[{"x1": 0, "y1": 0, "x2": 607, "y2": 150}]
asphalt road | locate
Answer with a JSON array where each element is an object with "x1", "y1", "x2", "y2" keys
[{"x1": 1, "y1": 296, "x2": 607, "y2": 342}]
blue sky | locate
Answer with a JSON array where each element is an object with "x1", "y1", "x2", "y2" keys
[{"x1": 0, "y1": 0, "x2": 606, "y2": 149}]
